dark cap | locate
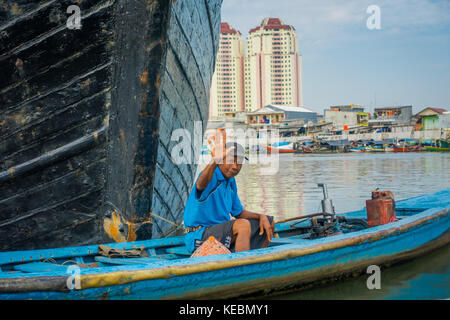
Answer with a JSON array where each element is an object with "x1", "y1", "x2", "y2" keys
[{"x1": 225, "y1": 142, "x2": 248, "y2": 162}]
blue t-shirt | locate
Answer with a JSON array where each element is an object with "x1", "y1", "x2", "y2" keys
[{"x1": 183, "y1": 166, "x2": 244, "y2": 253}]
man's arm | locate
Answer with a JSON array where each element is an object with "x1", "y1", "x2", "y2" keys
[
  {"x1": 196, "y1": 160, "x2": 217, "y2": 192},
  {"x1": 235, "y1": 209, "x2": 274, "y2": 242},
  {"x1": 235, "y1": 209, "x2": 261, "y2": 220}
]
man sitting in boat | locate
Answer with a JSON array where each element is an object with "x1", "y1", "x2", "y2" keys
[{"x1": 183, "y1": 129, "x2": 274, "y2": 254}]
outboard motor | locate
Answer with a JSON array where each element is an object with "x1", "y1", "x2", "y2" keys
[
  {"x1": 318, "y1": 183, "x2": 335, "y2": 217},
  {"x1": 308, "y1": 184, "x2": 341, "y2": 238}
]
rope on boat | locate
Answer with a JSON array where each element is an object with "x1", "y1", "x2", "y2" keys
[
  {"x1": 105, "y1": 201, "x2": 181, "y2": 229},
  {"x1": 148, "y1": 211, "x2": 177, "y2": 226},
  {"x1": 149, "y1": 211, "x2": 184, "y2": 231}
]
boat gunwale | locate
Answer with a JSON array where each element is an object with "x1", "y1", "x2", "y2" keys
[
  {"x1": 0, "y1": 205, "x2": 447, "y2": 293},
  {"x1": 78, "y1": 206, "x2": 449, "y2": 289}
]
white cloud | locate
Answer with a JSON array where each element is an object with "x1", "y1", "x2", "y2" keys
[
  {"x1": 220, "y1": 0, "x2": 450, "y2": 109},
  {"x1": 222, "y1": 0, "x2": 450, "y2": 42},
  {"x1": 379, "y1": 0, "x2": 450, "y2": 28}
]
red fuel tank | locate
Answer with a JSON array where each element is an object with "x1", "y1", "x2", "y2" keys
[{"x1": 366, "y1": 190, "x2": 397, "y2": 227}]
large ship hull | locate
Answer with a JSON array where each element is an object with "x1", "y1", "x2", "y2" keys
[{"x1": 0, "y1": 0, "x2": 222, "y2": 251}]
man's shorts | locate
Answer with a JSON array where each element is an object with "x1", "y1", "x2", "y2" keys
[{"x1": 193, "y1": 216, "x2": 274, "y2": 252}]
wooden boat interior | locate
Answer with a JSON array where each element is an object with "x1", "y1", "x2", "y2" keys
[{"x1": 0, "y1": 206, "x2": 429, "y2": 277}]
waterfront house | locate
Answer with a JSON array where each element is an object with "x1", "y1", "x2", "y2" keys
[
  {"x1": 246, "y1": 104, "x2": 317, "y2": 125},
  {"x1": 369, "y1": 106, "x2": 413, "y2": 127},
  {"x1": 414, "y1": 107, "x2": 449, "y2": 130},
  {"x1": 246, "y1": 106, "x2": 285, "y2": 125},
  {"x1": 324, "y1": 104, "x2": 369, "y2": 129},
  {"x1": 328, "y1": 104, "x2": 365, "y2": 112}
]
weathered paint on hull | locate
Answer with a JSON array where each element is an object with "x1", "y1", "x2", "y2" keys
[
  {"x1": 0, "y1": 0, "x2": 222, "y2": 251},
  {"x1": 0, "y1": 190, "x2": 448, "y2": 300}
]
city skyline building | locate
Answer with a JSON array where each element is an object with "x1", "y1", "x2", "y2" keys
[
  {"x1": 209, "y1": 22, "x2": 245, "y2": 118},
  {"x1": 244, "y1": 18, "x2": 303, "y2": 112},
  {"x1": 209, "y1": 18, "x2": 303, "y2": 119}
]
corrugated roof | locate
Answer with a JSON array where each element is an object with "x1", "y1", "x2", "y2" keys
[
  {"x1": 248, "y1": 107, "x2": 284, "y2": 115},
  {"x1": 427, "y1": 107, "x2": 447, "y2": 114},
  {"x1": 415, "y1": 107, "x2": 448, "y2": 117},
  {"x1": 266, "y1": 104, "x2": 315, "y2": 113}
]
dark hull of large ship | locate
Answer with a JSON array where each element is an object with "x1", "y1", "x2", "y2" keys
[{"x1": 0, "y1": 0, "x2": 222, "y2": 251}]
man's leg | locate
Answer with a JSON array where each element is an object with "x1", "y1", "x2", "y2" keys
[
  {"x1": 231, "y1": 219, "x2": 251, "y2": 252},
  {"x1": 198, "y1": 217, "x2": 273, "y2": 253},
  {"x1": 245, "y1": 216, "x2": 274, "y2": 250},
  {"x1": 197, "y1": 221, "x2": 235, "y2": 251}
]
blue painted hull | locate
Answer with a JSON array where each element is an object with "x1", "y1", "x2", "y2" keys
[{"x1": 0, "y1": 190, "x2": 449, "y2": 299}]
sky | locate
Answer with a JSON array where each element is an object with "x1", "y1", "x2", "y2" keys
[{"x1": 221, "y1": 0, "x2": 450, "y2": 114}]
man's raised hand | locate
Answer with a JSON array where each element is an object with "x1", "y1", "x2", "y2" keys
[{"x1": 208, "y1": 129, "x2": 235, "y2": 164}]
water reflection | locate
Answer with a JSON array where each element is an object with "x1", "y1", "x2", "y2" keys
[
  {"x1": 268, "y1": 244, "x2": 450, "y2": 300},
  {"x1": 196, "y1": 152, "x2": 449, "y2": 299},
  {"x1": 235, "y1": 153, "x2": 450, "y2": 221}
]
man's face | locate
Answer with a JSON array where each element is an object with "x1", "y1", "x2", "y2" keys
[{"x1": 218, "y1": 156, "x2": 243, "y2": 179}]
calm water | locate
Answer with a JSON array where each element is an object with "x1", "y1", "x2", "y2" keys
[
  {"x1": 236, "y1": 152, "x2": 450, "y2": 220},
  {"x1": 270, "y1": 243, "x2": 450, "y2": 300},
  {"x1": 233, "y1": 152, "x2": 450, "y2": 299}
]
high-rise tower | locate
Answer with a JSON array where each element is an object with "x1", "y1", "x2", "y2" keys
[
  {"x1": 209, "y1": 23, "x2": 245, "y2": 119},
  {"x1": 244, "y1": 18, "x2": 303, "y2": 112}
]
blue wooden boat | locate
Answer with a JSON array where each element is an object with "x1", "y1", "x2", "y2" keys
[
  {"x1": 0, "y1": 189, "x2": 448, "y2": 300},
  {"x1": 266, "y1": 142, "x2": 296, "y2": 153},
  {"x1": 365, "y1": 145, "x2": 386, "y2": 152},
  {"x1": 349, "y1": 146, "x2": 366, "y2": 152},
  {"x1": 424, "y1": 140, "x2": 450, "y2": 152}
]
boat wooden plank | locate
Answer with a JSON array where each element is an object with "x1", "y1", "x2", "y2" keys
[
  {"x1": 167, "y1": 8, "x2": 209, "y2": 120},
  {"x1": 0, "y1": 237, "x2": 185, "y2": 266},
  {"x1": 0, "y1": 6, "x2": 114, "y2": 91},
  {"x1": 270, "y1": 237, "x2": 306, "y2": 245},
  {"x1": 396, "y1": 189, "x2": 450, "y2": 210},
  {"x1": 1, "y1": 39, "x2": 113, "y2": 114},
  {"x1": 1, "y1": 92, "x2": 109, "y2": 172},
  {"x1": 147, "y1": 248, "x2": 157, "y2": 257},
  {"x1": 156, "y1": 141, "x2": 190, "y2": 201},
  {"x1": 150, "y1": 254, "x2": 179, "y2": 260},
  {"x1": 0, "y1": 66, "x2": 112, "y2": 143},
  {"x1": 13, "y1": 262, "x2": 69, "y2": 273},
  {"x1": 94, "y1": 256, "x2": 163, "y2": 265},
  {"x1": 0, "y1": 140, "x2": 107, "y2": 199},
  {"x1": 0, "y1": 158, "x2": 105, "y2": 221},
  {"x1": 0, "y1": 0, "x2": 104, "y2": 57},
  {"x1": 165, "y1": 246, "x2": 191, "y2": 256}
]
